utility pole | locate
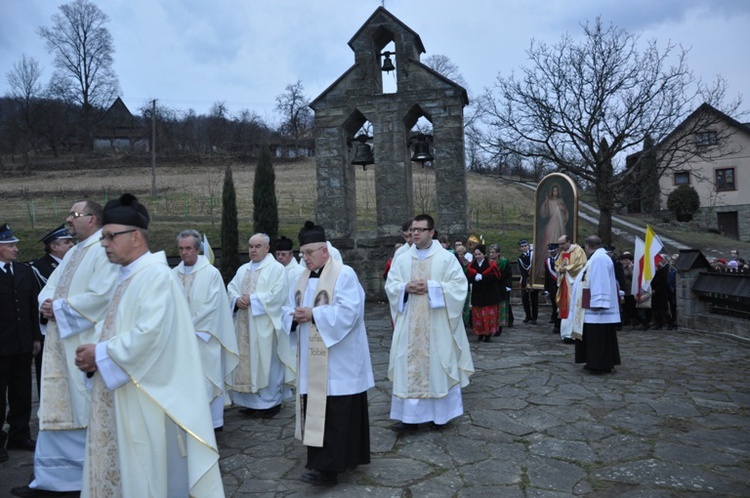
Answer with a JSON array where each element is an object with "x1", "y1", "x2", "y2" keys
[{"x1": 151, "y1": 99, "x2": 157, "y2": 196}]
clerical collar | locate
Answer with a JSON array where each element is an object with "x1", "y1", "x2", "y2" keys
[
  {"x1": 120, "y1": 252, "x2": 149, "y2": 283},
  {"x1": 309, "y1": 267, "x2": 323, "y2": 279},
  {"x1": 415, "y1": 240, "x2": 433, "y2": 260}
]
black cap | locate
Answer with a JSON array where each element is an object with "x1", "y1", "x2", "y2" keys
[
  {"x1": 40, "y1": 224, "x2": 72, "y2": 246},
  {"x1": 547, "y1": 243, "x2": 559, "y2": 251},
  {"x1": 0, "y1": 223, "x2": 19, "y2": 244},
  {"x1": 518, "y1": 239, "x2": 529, "y2": 246},
  {"x1": 103, "y1": 193, "x2": 150, "y2": 229},
  {"x1": 298, "y1": 221, "x2": 326, "y2": 246},
  {"x1": 275, "y1": 235, "x2": 294, "y2": 251}
]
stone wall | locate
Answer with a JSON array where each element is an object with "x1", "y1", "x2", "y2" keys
[
  {"x1": 676, "y1": 266, "x2": 750, "y2": 342},
  {"x1": 331, "y1": 235, "x2": 401, "y2": 301}
]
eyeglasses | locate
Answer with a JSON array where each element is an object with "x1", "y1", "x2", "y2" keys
[
  {"x1": 99, "y1": 229, "x2": 136, "y2": 242},
  {"x1": 410, "y1": 227, "x2": 433, "y2": 233},
  {"x1": 301, "y1": 246, "x2": 325, "y2": 258},
  {"x1": 68, "y1": 212, "x2": 93, "y2": 219}
]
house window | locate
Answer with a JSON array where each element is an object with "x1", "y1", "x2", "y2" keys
[
  {"x1": 715, "y1": 168, "x2": 736, "y2": 191},
  {"x1": 695, "y1": 131, "x2": 718, "y2": 148},
  {"x1": 674, "y1": 171, "x2": 691, "y2": 185}
]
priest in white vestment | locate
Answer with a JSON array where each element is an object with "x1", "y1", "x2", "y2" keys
[
  {"x1": 174, "y1": 229, "x2": 239, "y2": 430},
  {"x1": 227, "y1": 233, "x2": 292, "y2": 418},
  {"x1": 385, "y1": 214, "x2": 474, "y2": 431},
  {"x1": 13, "y1": 200, "x2": 119, "y2": 498},
  {"x1": 74, "y1": 194, "x2": 223, "y2": 498},
  {"x1": 282, "y1": 221, "x2": 374, "y2": 486}
]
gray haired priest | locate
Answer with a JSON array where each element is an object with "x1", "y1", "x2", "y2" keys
[
  {"x1": 282, "y1": 221, "x2": 374, "y2": 487},
  {"x1": 74, "y1": 194, "x2": 223, "y2": 497}
]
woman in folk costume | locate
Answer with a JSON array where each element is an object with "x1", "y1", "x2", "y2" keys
[
  {"x1": 467, "y1": 244, "x2": 503, "y2": 342},
  {"x1": 488, "y1": 243, "x2": 511, "y2": 334}
]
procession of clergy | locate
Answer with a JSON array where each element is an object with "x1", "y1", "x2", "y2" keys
[{"x1": 3, "y1": 193, "x2": 619, "y2": 496}]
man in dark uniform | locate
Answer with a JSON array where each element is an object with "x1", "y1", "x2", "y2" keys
[
  {"x1": 518, "y1": 239, "x2": 539, "y2": 324},
  {"x1": 0, "y1": 224, "x2": 42, "y2": 463},
  {"x1": 544, "y1": 243, "x2": 560, "y2": 333},
  {"x1": 27, "y1": 225, "x2": 74, "y2": 395}
]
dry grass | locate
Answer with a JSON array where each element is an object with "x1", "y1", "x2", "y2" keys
[
  {"x1": 1, "y1": 157, "x2": 535, "y2": 258},
  {"x1": 10, "y1": 155, "x2": 739, "y2": 261}
]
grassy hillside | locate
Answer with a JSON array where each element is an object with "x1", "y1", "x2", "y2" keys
[{"x1": 2, "y1": 155, "x2": 744, "y2": 261}]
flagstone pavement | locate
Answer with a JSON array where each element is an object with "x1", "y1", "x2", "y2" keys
[{"x1": 2, "y1": 301, "x2": 749, "y2": 497}]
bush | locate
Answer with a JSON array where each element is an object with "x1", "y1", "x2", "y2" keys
[{"x1": 667, "y1": 185, "x2": 700, "y2": 222}]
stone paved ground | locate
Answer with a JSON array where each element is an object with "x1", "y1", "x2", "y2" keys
[{"x1": 2, "y1": 301, "x2": 749, "y2": 497}]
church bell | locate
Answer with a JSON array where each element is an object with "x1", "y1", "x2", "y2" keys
[
  {"x1": 351, "y1": 135, "x2": 374, "y2": 170},
  {"x1": 410, "y1": 136, "x2": 434, "y2": 164}
]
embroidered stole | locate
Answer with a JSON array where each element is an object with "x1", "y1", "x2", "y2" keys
[
  {"x1": 40, "y1": 244, "x2": 92, "y2": 430},
  {"x1": 86, "y1": 278, "x2": 132, "y2": 497},
  {"x1": 571, "y1": 262, "x2": 592, "y2": 340},
  {"x1": 233, "y1": 266, "x2": 260, "y2": 393},
  {"x1": 177, "y1": 271, "x2": 195, "y2": 305},
  {"x1": 406, "y1": 257, "x2": 432, "y2": 398},
  {"x1": 294, "y1": 257, "x2": 341, "y2": 447}
]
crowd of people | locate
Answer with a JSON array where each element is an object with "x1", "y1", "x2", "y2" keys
[{"x1": 3, "y1": 196, "x2": 705, "y2": 494}]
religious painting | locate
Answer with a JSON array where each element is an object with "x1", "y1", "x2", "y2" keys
[{"x1": 531, "y1": 173, "x2": 578, "y2": 290}]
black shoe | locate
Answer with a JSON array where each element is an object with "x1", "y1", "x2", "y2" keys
[
  {"x1": 530, "y1": 320, "x2": 537, "y2": 325},
  {"x1": 562, "y1": 338, "x2": 575, "y2": 344},
  {"x1": 261, "y1": 404, "x2": 281, "y2": 419},
  {"x1": 391, "y1": 422, "x2": 419, "y2": 432},
  {"x1": 429, "y1": 422, "x2": 449, "y2": 431},
  {"x1": 10, "y1": 485, "x2": 80, "y2": 497},
  {"x1": 484, "y1": 335, "x2": 491, "y2": 342},
  {"x1": 522, "y1": 318, "x2": 530, "y2": 323},
  {"x1": 239, "y1": 407, "x2": 259, "y2": 417},
  {"x1": 6, "y1": 438, "x2": 36, "y2": 451},
  {"x1": 302, "y1": 470, "x2": 338, "y2": 486}
]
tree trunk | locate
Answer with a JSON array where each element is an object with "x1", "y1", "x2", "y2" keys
[{"x1": 597, "y1": 207, "x2": 613, "y2": 245}]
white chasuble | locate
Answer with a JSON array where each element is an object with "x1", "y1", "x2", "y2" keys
[
  {"x1": 38, "y1": 229, "x2": 119, "y2": 430},
  {"x1": 228, "y1": 254, "x2": 291, "y2": 394},
  {"x1": 385, "y1": 242, "x2": 474, "y2": 399},
  {"x1": 174, "y1": 256, "x2": 239, "y2": 401},
  {"x1": 83, "y1": 252, "x2": 223, "y2": 498}
]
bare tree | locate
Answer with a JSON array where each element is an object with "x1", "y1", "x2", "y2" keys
[
  {"x1": 423, "y1": 54, "x2": 468, "y2": 90},
  {"x1": 275, "y1": 80, "x2": 312, "y2": 157},
  {"x1": 6, "y1": 55, "x2": 44, "y2": 173},
  {"x1": 38, "y1": 0, "x2": 120, "y2": 149},
  {"x1": 478, "y1": 17, "x2": 741, "y2": 243}
]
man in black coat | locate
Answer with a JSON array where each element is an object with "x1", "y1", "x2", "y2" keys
[
  {"x1": 518, "y1": 239, "x2": 539, "y2": 324},
  {"x1": 544, "y1": 243, "x2": 560, "y2": 333},
  {"x1": 0, "y1": 224, "x2": 42, "y2": 463},
  {"x1": 27, "y1": 225, "x2": 74, "y2": 396}
]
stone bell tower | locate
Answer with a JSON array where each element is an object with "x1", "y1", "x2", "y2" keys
[{"x1": 310, "y1": 7, "x2": 469, "y2": 239}]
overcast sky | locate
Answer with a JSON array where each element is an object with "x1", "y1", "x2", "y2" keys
[{"x1": 1, "y1": 0, "x2": 748, "y2": 125}]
